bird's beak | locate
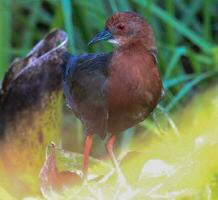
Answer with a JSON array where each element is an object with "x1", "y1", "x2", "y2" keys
[{"x1": 88, "y1": 29, "x2": 113, "y2": 46}]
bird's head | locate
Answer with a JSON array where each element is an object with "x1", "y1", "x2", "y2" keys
[{"x1": 88, "y1": 11, "x2": 155, "y2": 50}]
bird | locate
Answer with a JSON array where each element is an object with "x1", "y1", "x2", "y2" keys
[{"x1": 61, "y1": 11, "x2": 162, "y2": 178}]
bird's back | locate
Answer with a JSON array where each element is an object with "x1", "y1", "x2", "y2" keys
[{"x1": 61, "y1": 52, "x2": 112, "y2": 138}]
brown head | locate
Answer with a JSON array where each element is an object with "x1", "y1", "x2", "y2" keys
[{"x1": 88, "y1": 11, "x2": 156, "y2": 50}]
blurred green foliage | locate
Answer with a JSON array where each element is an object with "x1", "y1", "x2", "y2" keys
[{"x1": 0, "y1": 0, "x2": 11, "y2": 80}]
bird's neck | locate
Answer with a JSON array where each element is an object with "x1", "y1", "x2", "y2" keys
[
  {"x1": 114, "y1": 40, "x2": 155, "y2": 54},
  {"x1": 113, "y1": 41, "x2": 156, "y2": 64}
]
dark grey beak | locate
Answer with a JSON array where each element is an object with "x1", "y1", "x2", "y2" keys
[{"x1": 88, "y1": 29, "x2": 113, "y2": 46}]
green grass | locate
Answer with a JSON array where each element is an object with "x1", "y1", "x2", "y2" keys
[
  {"x1": 0, "y1": 0, "x2": 11, "y2": 80},
  {"x1": 61, "y1": 0, "x2": 75, "y2": 52}
]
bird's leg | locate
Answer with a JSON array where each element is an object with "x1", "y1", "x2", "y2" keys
[
  {"x1": 106, "y1": 134, "x2": 127, "y2": 185},
  {"x1": 83, "y1": 134, "x2": 93, "y2": 179}
]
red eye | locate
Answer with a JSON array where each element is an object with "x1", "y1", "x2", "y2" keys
[{"x1": 117, "y1": 23, "x2": 125, "y2": 30}]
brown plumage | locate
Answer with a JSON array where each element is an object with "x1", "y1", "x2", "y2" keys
[{"x1": 61, "y1": 11, "x2": 162, "y2": 176}]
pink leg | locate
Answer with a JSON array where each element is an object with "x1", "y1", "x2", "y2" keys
[
  {"x1": 106, "y1": 134, "x2": 129, "y2": 189},
  {"x1": 106, "y1": 134, "x2": 118, "y2": 168},
  {"x1": 106, "y1": 134, "x2": 127, "y2": 184},
  {"x1": 83, "y1": 134, "x2": 93, "y2": 177},
  {"x1": 106, "y1": 134, "x2": 116, "y2": 157}
]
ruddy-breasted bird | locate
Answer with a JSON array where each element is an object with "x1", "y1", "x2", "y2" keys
[{"x1": 61, "y1": 11, "x2": 162, "y2": 177}]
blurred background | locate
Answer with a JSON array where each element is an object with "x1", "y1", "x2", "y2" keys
[{"x1": 0, "y1": 0, "x2": 218, "y2": 156}]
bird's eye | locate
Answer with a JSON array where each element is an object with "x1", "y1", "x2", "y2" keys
[{"x1": 116, "y1": 23, "x2": 125, "y2": 30}]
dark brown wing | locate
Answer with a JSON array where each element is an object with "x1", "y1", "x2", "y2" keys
[{"x1": 62, "y1": 52, "x2": 113, "y2": 139}]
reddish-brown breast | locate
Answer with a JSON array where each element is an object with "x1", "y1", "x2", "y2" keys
[{"x1": 106, "y1": 42, "x2": 162, "y2": 133}]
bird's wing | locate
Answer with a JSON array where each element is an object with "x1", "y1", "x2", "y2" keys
[{"x1": 62, "y1": 52, "x2": 113, "y2": 139}]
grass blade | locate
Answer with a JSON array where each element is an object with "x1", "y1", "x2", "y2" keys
[
  {"x1": 22, "y1": 0, "x2": 41, "y2": 50},
  {"x1": 108, "y1": 0, "x2": 119, "y2": 12},
  {"x1": 164, "y1": 47, "x2": 186, "y2": 79},
  {"x1": 203, "y1": 0, "x2": 212, "y2": 41},
  {"x1": 175, "y1": 0, "x2": 203, "y2": 40},
  {"x1": 135, "y1": 0, "x2": 213, "y2": 53},
  {"x1": 0, "y1": 0, "x2": 11, "y2": 81},
  {"x1": 121, "y1": 128, "x2": 135, "y2": 153},
  {"x1": 61, "y1": 0, "x2": 75, "y2": 52},
  {"x1": 166, "y1": 72, "x2": 216, "y2": 111},
  {"x1": 163, "y1": 74, "x2": 194, "y2": 89},
  {"x1": 165, "y1": 0, "x2": 176, "y2": 46},
  {"x1": 116, "y1": 0, "x2": 131, "y2": 11}
]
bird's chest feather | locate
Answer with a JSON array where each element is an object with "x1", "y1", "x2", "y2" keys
[{"x1": 106, "y1": 52, "x2": 158, "y2": 112}]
